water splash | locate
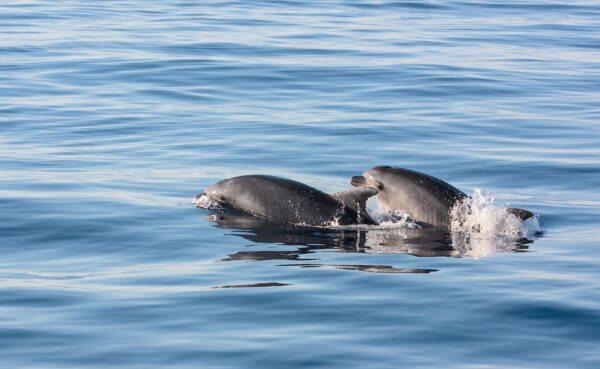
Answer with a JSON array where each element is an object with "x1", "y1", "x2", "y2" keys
[
  {"x1": 368, "y1": 199, "x2": 421, "y2": 229},
  {"x1": 449, "y1": 188, "x2": 540, "y2": 257},
  {"x1": 193, "y1": 193, "x2": 224, "y2": 212},
  {"x1": 332, "y1": 202, "x2": 422, "y2": 230},
  {"x1": 450, "y1": 188, "x2": 539, "y2": 238}
]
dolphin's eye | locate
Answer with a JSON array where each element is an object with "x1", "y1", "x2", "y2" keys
[{"x1": 376, "y1": 182, "x2": 384, "y2": 190}]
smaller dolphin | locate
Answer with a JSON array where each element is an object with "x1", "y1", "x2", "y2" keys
[
  {"x1": 351, "y1": 166, "x2": 534, "y2": 229},
  {"x1": 196, "y1": 175, "x2": 378, "y2": 226}
]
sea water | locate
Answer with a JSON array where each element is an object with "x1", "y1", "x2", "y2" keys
[{"x1": 1, "y1": 1, "x2": 600, "y2": 368}]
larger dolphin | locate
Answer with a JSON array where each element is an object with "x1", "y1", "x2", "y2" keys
[
  {"x1": 351, "y1": 166, "x2": 534, "y2": 229},
  {"x1": 195, "y1": 175, "x2": 378, "y2": 226}
]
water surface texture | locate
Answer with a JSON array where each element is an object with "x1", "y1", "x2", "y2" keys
[{"x1": 2, "y1": 1, "x2": 600, "y2": 368}]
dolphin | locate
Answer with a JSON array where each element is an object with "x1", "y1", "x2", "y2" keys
[
  {"x1": 195, "y1": 175, "x2": 378, "y2": 226},
  {"x1": 351, "y1": 166, "x2": 534, "y2": 229}
]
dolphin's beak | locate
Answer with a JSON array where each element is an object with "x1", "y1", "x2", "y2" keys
[{"x1": 350, "y1": 175, "x2": 367, "y2": 187}]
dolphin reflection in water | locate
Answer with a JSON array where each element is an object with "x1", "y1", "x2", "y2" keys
[{"x1": 205, "y1": 212, "x2": 535, "y2": 273}]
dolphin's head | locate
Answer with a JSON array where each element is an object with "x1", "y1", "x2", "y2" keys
[
  {"x1": 194, "y1": 178, "x2": 240, "y2": 210},
  {"x1": 203, "y1": 178, "x2": 235, "y2": 204},
  {"x1": 350, "y1": 166, "x2": 396, "y2": 208},
  {"x1": 351, "y1": 166, "x2": 393, "y2": 191},
  {"x1": 198, "y1": 176, "x2": 272, "y2": 214}
]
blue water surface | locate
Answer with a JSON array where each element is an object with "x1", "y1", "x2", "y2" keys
[{"x1": 1, "y1": 1, "x2": 600, "y2": 368}]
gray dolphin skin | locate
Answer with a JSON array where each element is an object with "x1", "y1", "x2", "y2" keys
[
  {"x1": 351, "y1": 166, "x2": 534, "y2": 229},
  {"x1": 197, "y1": 175, "x2": 378, "y2": 226}
]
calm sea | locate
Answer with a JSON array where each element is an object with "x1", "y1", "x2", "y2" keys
[{"x1": 1, "y1": 1, "x2": 600, "y2": 368}]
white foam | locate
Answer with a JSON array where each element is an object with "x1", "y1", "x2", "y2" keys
[
  {"x1": 450, "y1": 188, "x2": 539, "y2": 238},
  {"x1": 448, "y1": 188, "x2": 540, "y2": 257},
  {"x1": 193, "y1": 193, "x2": 224, "y2": 211},
  {"x1": 331, "y1": 198, "x2": 422, "y2": 230},
  {"x1": 371, "y1": 208, "x2": 422, "y2": 229}
]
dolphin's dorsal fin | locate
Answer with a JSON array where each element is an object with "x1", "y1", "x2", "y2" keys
[
  {"x1": 506, "y1": 207, "x2": 534, "y2": 221},
  {"x1": 330, "y1": 187, "x2": 378, "y2": 213}
]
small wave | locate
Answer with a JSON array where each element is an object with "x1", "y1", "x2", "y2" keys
[{"x1": 279, "y1": 263, "x2": 437, "y2": 274}]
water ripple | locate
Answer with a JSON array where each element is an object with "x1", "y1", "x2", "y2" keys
[{"x1": 1, "y1": 0, "x2": 600, "y2": 368}]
